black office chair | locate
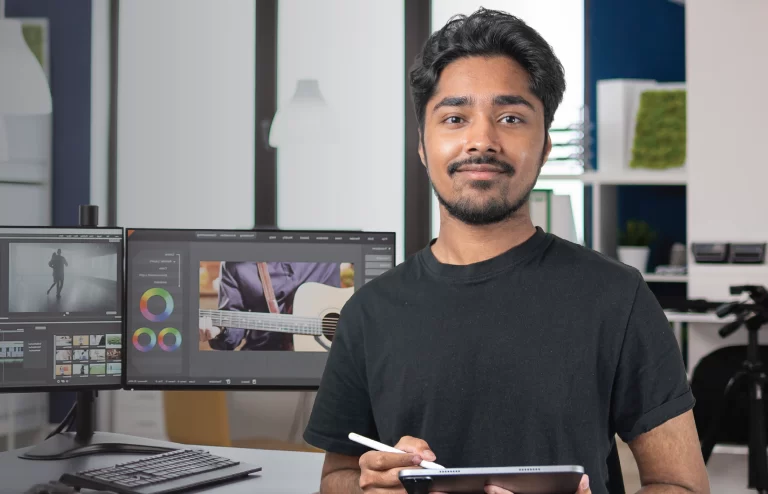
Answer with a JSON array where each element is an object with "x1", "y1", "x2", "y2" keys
[{"x1": 690, "y1": 344, "x2": 768, "y2": 450}]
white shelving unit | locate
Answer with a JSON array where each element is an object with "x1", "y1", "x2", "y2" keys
[
  {"x1": 643, "y1": 273, "x2": 688, "y2": 283},
  {"x1": 536, "y1": 166, "x2": 687, "y2": 261},
  {"x1": 541, "y1": 169, "x2": 687, "y2": 186}
]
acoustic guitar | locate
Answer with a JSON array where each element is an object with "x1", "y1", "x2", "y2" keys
[{"x1": 199, "y1": 282, "x2": 353, "y2": 351}]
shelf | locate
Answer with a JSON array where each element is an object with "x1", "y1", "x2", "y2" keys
[
  {"x1": 664, "y1": 311, "x2": 735, "y2": 324},
  {"x1": 688, "y1": 264, "x2": 768, "y2": 276},
  {"x1": 643, "y1": 273, "x2": 688, "y2": 282},
  {"x1": 538, "y1": 168, "x2": 687, "y2": 185},
  {"x1": 0, "y1": 163, "x2": 49, "y2": 184}
]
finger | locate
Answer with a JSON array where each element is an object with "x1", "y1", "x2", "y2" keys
[
  {"x1": 484, "y1": 486, "x2": 514, "y2": 494},
  {"x1": 362, "y1": 465, "x2": 421, "y2": 489},
  {"x1": 360, "y1": 451, "x2": 423, "y2": 472},
  {"x1": 395, "y1": 435, "x2": 437, "y2": 462},
  {"x1": 198, "y1": 329, "x2": 205, "y2": 343},
  {"x1": 204, "y1": 328, "x2": 212, "y2": 340},
  {"x1": 578, "y1": 474, "x2": 590, "y2": 493}
]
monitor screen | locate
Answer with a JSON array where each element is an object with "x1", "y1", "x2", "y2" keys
[
  {"x1": 0, "y1": 227, "x2": 124, "y2": 391},
  {"x1": 124, "y1": 229, "x2": 395, "y2": 389}
]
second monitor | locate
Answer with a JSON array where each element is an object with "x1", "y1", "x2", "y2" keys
[{"x1": 124, "y1": 229, "x2": 395, "y2": 389}]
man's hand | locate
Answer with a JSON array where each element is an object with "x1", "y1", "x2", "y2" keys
[
  {"x1": 358, "y1": 435, "x2": 437, "y2": 493},
  {"x1": 198, "y1": 316, "x2": 221, "y2": 342},
  {"x1": 483, "y1": 474, "x2": 590, "y2": 494}
]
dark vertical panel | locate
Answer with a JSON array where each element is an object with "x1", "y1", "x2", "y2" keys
[
  {"x1": 254, "y1": 0, "x2": 278, "y2": 229},
  {"x1": 404, "y1": 0, "x2": 432, "y2": 258},
  {"x1": 6, "y1": 0, "x2": 93, "y2": 422},
  {"x1": 108, "y1": 0, "x2": 119, "y2": 226},
  {"x1": 8, "y1": 0, "x2": 94, "y2": 226}
]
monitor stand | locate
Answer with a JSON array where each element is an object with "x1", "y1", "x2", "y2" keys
[
  {"x1": 21, "y1": 205, "x2": 178, "y2": 460},
  {"x1": 19, "y1": 391, "x2": 176, "y2": 460}
]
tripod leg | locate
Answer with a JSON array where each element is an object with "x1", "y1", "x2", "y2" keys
[
  {"x1": 700, "y1": 371, "x2": 747, "y2": 463},
  {"x1": 747, "y1": 374, "x2": 768, "y2": 491}
]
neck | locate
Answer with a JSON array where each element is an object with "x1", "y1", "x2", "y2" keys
[{"x1": 431, "y1": 204, "x2": 537, "y2": 265}]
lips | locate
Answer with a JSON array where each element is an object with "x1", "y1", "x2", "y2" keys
[{"x1": 456, "y1": 164, "x2": 506, "y2": 174}]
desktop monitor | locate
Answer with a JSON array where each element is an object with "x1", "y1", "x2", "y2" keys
[
  {"x1": 0, "y1": 227, "x2": 124, "y2": 392},
  {"x1": 124, "y1": 228, "x2": 395, "y2": 389}
]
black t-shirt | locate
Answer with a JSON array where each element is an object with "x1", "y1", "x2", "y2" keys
[{"x1": 304, "y1": 228, "x2": 694, "y2": 494}]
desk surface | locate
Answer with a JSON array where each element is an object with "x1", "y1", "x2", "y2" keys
[{"x1": 0, "y1": 432, "x2": 324, "y2": 494}]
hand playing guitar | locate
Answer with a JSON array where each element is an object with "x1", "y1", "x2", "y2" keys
[
  {"x1": 360, "y1": 436, "x2": 591, "y2": 494},
  {"x1": 198, "y1": 316, "x2": 221, "y2": 342}
]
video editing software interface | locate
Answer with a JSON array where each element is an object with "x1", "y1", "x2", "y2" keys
[
  {"x1": 125, "y1": 229, "x2": 395, "y2": 388},
  {"x1": 0, "y1": 228, "x2": 124, "y2": 389}
]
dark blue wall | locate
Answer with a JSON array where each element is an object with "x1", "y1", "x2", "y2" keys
[
  {"x1": 6, "y1": 0, "x2": 93, "y2": 422},
  {"x1": 587, "y1": 0, "x2": 686, "y2": 167},
  {"x1": 6, "y1": 0, "x2": 92, "y2": 227},
  {"x1": 586, "y1": 0, "x2": 687, "y2": 271}
]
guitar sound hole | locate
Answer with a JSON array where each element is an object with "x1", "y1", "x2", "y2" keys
[{"x1": 322, "y1": 313, "x2": 339, "y2": 341}]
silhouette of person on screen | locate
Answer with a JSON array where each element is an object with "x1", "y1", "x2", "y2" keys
[
  {"x1": 47, "y1": 249, "x2": 68, "y2": 298},
  {"x1": 198, "y1": 262, "x2": 341, "y2": 351}
]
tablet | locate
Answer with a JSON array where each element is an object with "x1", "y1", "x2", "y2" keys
[{"x1": 398, "y1": 465, "x2": 585, "y2": 494}]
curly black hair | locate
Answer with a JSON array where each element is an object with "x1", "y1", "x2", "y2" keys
[{"x1": 409, "y1": 8, "x2": 566, "y2": 132}]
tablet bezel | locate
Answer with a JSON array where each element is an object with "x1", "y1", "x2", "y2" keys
[{"x1": 398, "y1": 465, "x2": 585, "y2": 494}]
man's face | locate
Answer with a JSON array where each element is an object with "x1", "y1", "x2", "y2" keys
[{"x1": 419, "y1": 56, "x2": 551, "y2": 225}]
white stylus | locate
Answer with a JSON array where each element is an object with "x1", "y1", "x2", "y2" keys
[{"x1": 348, "y1": 432, "x2": 445, "y2": 470}]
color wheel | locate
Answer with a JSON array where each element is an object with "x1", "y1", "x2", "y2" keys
[
  {"x1": 140, "y1": 287, "x2": 174, "y2": 322},
  {"x1": 158, "y1": 327, "x2": 182, "y2": 352},
  {"x1": 133, "y1": 327, "x2": 156, "y2": 352}
]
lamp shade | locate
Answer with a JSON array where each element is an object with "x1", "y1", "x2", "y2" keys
[
  {"x1": 0, "y1": 19, "x2": 52, "y2": 115},
  {"x1": 268, "y1": 79, "x2": 331, "y2": 148}
]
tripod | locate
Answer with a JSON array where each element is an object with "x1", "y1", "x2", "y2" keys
[{"x1": 700, "y1": 285, "x2": 768, "y2": 493}]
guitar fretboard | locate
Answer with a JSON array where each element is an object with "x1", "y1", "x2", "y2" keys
[{"x1": 199, "y1": 309, "x2": 334, "y2": 337}]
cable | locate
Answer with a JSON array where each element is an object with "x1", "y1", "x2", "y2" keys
[{"x1": 45, "y1": 401, "x2": 77, "y2": 440}]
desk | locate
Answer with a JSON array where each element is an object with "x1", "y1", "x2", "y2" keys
[{"x1": 0, "y1": 432, "x2": 324, "y2": 494}]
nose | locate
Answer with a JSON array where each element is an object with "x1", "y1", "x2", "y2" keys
[{"x1": 464, "y1": 116, "x2": 500, "y2": 155}]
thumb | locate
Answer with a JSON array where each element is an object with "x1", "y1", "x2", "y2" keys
[{"x1": 579, "y1": 474, "x2": 590, "y2": 492}]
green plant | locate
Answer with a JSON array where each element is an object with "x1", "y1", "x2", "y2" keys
[
  {"x1": 619, "y1": 220, "x2": 657, "y2": 246},
  {"x1": 630, "y1": 89, "x2": 686, "y2": 169}
]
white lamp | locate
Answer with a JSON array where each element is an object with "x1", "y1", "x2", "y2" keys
[
  {"x1": 0, "y1": 2, "x2": 52, "y2": 162},
  {"x1": 268, "y1": 79, "x2": 330, "y2": 148}
]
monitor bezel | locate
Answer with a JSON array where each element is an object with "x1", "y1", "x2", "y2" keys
[
  {"x1": 0, "y1": 225, "x2": 126, "y2": 393},
  {"x1": 123, "y1": 227, "x2": 396, "y2": 391}
]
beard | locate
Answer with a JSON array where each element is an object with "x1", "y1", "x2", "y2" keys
[
  {"x1": 432, "y1": 180, "x2": 535, "y2": 225},
  {"x1": 428, "y1": 154, "x2": 540, "y2": 226}
]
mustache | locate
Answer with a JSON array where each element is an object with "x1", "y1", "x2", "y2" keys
[{"x1": 447, "y1": 156, "x2": 515, "y2": 175}]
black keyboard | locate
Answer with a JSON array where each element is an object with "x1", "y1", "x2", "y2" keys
[{"x1": 59, "y1": 449, "x2": 262, "y2": 494}]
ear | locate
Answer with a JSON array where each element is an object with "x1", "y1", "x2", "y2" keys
[
  {"x1": 418, "y1": 130, "x2": 427, "y2": 168},
  {"x1": 540, "y1": 133, "x2": 553, "y2": 167}
]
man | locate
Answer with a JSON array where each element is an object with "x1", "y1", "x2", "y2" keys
[
  {"x1": 47, "y1": 249, "x2": 68, "y2": 298},
  {"x1": 303, "y1": 9, "x2": 710, "y2": 494},
  {"x1": 199, "y1": 262, "x2": 341, "y2": 351}
]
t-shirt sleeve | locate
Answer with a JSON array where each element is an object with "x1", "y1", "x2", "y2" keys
[
  {"x1": 611, "y1": 275, "x2": 696, "y2": 443},
  {"x1": 303, "y1": 298, "x2": 378, "y2": 457}
]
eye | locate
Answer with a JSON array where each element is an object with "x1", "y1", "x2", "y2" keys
[
  {"x1": 500, "y1": 115, "x2": 522, "y2": 124},
  {"x1": 443, "y1": 116, "x2": 464, "y2": 125}
]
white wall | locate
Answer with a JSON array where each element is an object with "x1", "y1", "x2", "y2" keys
[
  {"x1": 275, "y1": 0, "x2": 405, "y2": 264},
  {"x1": 116, "y1": 0, "x2": 255, "y2": 229},
  {"x1": 111, "y1": 0, "x2": 256, "y2": 441},
  {"x1": 686, "y1": 0, "x2": 768, "y2": 300}
]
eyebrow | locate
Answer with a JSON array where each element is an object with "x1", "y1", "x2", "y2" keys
[{"x1": 431, "y1": 94, "x2": 536, "y2": 113}]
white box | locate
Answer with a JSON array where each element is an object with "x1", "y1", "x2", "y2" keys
[{"x1": 596, "y1": 79, "x2": 657, "y2": 171}]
